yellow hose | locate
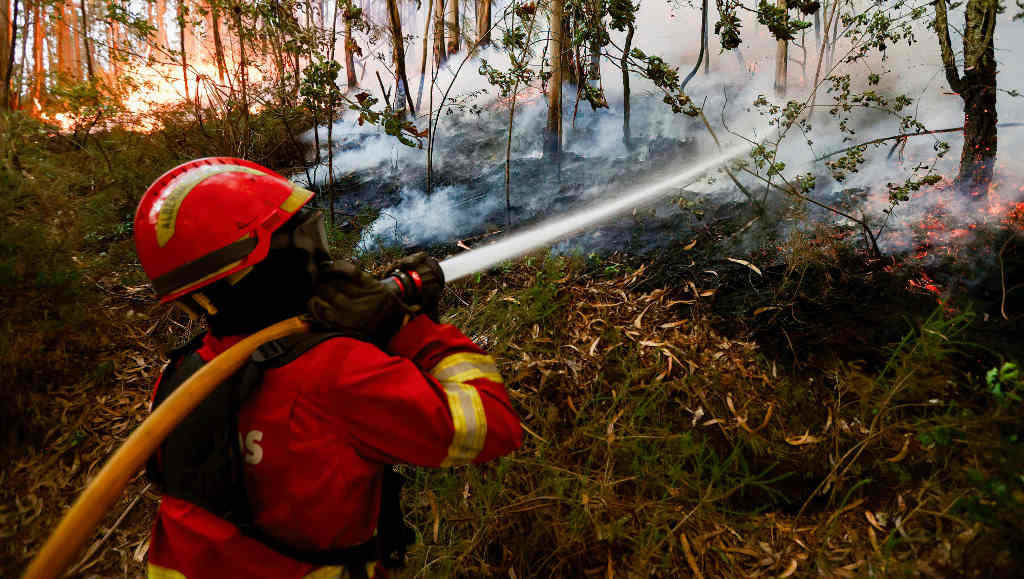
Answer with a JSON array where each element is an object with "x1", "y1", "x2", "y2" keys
[{"x1": 23, "y1": 316, "x2": 312, "y2": 579}]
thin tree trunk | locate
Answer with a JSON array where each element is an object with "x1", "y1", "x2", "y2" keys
[
  {"x1": 211, "y1": 3, "x2": 227, "y2": 82},
  {"x1": 417, "y1": 0, "x2": 432, "y2": 108},
  {"x1": 15, "y1": 0, "x2": 28, "y2": 108},
  {"x1": 504, "y1": 6, "x2": 536, "y2": 225},
  {"x1": 386, "y1": 0, "x2": 414, "y2": 114},
  {"x1": 446, "y1": 0, "x2": 459, "y2": 55},
  {"x1": 702, "y1": 5, "x2": 709, "y2": 74},
  {"x1": 327, "y1": 0, "x2": 339, "y2": 228},
  {"x1": 344, "y1": 2, "x2": 356, "y2": 87},
  {"x1": 774, "y1": 0, "x2": 787, "y2": 95},
  {"x1": 80, "y1": 0, "x2": 93, "y2": 80},
  {"x1": 433, "y1": 0, "x2": 445, "y2": 65},
  {"x1": 179, "y1": 2, "x2": 190, "y2": 103},
  {"x1": 1, "y1": 0, "x2": 15, "y2": 109},
  {"x1": 155, "y1": 0, "x2": 168, "y2": 46},
  {"x1": 231, "y1": 4, "x2": 250, "y2": 154},
  {"x1": 545, "y1": 0, "x2": 564, "y2": 160},
  {"x1": 622, "y1": 21, "x2": 634, "y2": 149},
  {"x1": 31, "y1": 0, "x2": 43, "y2": 111},
  {"x1": 477, "y1": 0, "x2": 490, "y2": 46},
  {"x1": 71, "y1": 2, "x2": 81, "y2": 78}
]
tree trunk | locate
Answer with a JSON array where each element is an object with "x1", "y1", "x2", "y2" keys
[
  {"x1": 545, "y1": 0, "x2": 564, "y2": 160},
  {"x1": 211, "y1": 3, "x2": 227, "y2": 82},
  {"x1": 956, "y1": 0, "x2": 997, "y2": 194},
  {"x1": 15, "y1": 0, "x2": 28, "y2": 108},
  {"x1": 587, "y1": 0, "x2": 600, "y2": 87},
  {"x1": 154, "y1": 0, "x2": 168, "y2": 47},
  {"x1": 56, "y1": 1, "x2": 76, "y2": 81},
  {"x1": 934, "y1": 0, "x2": 998, "y2": 194},
  {"x1": 344, "y1": 2, "x2": 357, "y2": 87},
  {"x1": 477, "y1": 0, "x2": 490, "y2": 46},
  {"x1": 417, "y1": 0, "x2": 431, "y2": 107},
  {"x1": 446, "y1": 0, "x2": 460, "y2": 55},
  {"x1": 31, "y1": 0, "x2": 43, "y2": 111},
  {"x1": 386, "y1": 0, "x2": 414, "y2": 114},
  {"x1": 231, "y1": 4, "x2": 250, "y2": 153},
  {"x1": 775, "y1": 0, "x2": 787, "y2": 95},
  {"x1": 561, "y1": 15, "x2": 575, "y2": 86},
  {"x1": 433, "y1": 0, "x2": 445, "y2": 65},
  {"x1": 0, "y1": 0, "x2": 12, "y2": 109},
  {"x1": 80, "y1": 0, "x2": 93, "y2": 80},
  {"x1": 622, "y1": 21, "x2": 634, "y2": 149},
  {"x1": 179, "y1": 2, "x2": 191, "y2": 107}
]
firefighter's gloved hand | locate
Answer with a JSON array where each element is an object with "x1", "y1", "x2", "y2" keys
[
  {"x1": 308, "y1": 260, "x2": 411, "y2": 348},
  {"x1": 388, "y1": 252, "x2": 445, "y2": 322}
]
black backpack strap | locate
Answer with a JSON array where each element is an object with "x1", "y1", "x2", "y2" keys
[{"x1": 251, "y1": 330, "x2": 350, "y2": 369}]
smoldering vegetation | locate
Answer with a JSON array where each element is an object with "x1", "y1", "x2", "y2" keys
[{"x1": 294, "y1": 7, "x2": 1024, "y2": 274}]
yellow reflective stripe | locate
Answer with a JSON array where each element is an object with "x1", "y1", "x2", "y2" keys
[
  {"x1": 303, "y1": 565, "x2": 346, "y2": 579},
  {"x1": 431, "y1": 352, "x2": 500, "y2": 466},
  {"x1": 281, "y1": 184, "x2": 315, "y2": 213},
  {"x1": 431, "y1": 353, "x2": 501, "y2": 380},
  {"x1": 148, "y1": 564, "x2": 187, "y2": 579},
  {"x1": 156, "y1": 165, "x2": 266, "y2": 247},
  {"x1": 439, "y1": 381, "x2": 487, "y2": 466}
]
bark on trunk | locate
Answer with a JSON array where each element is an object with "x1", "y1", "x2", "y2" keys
[
  {"x1": 56, "y1": 1, "x2": 76, "y2": 81},
  {"x1": 477, "y1": 0, "x2": 490, "y2": 46},
  {"x1": 80, "y1": 0, "x2": 93, "y2": 80},
  {"x1": 775, "y1": 0, "x2": 787, "y2": 95},
  {"x1": 0, "y1": 0, "x2": 12, "y2": 109},
  {"x1": 211, "y1": 3, "x2": 227, "y2": 82},
  {"x1": 545, "y1": 0, "x2": 564, "y2": 160},
  {"x1": 31, "y1": 0, "x2": 42, "y2": 111},
  {"x1": 622, "y1": 21, "x2": 634, "y2": 149},
  {"x1": 433, "y1": 0, "x2": 445, "y2": 65},
  {"x1": 155, "y1": 0, "x2": 168, "y2": 47},
  {"x1": 935, "y1": 0, "x2": 998, "y2": 194},
  {"x1": 446, "y1": 0, "x2": 460, "y2": 55},
  {"x1": 956, "y1": 0, "x2": 997, "y2": 194},
  {"x1": 386, "y1": 0, "x2": 414, "y2": 114},
  {"x1": 344, "y1": 2, "x2": 357, "y2": 87},
  {"x1": 561, "y1": 15, "x2": 576, "y2": 86}
]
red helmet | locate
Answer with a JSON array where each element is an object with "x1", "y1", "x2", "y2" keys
[{"x1": 134, "y1": 157, "x2": 315, "y2": 303}]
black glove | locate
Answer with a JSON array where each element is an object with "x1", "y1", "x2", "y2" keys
[
  {"x1": 386, "y1": 252, "x2": 445, "y2": 322},
  {"x1": 307, "y1": 260, "x2": 411, "y2": 348}
]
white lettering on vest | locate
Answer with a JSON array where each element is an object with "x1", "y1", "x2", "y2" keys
[{"x1": 243, "y1": 430, "x2": 263, "y2": 465}]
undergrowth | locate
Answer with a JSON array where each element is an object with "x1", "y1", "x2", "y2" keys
[{"x1": 401, "y1": 253, "x2": 1023, "y2": 577}]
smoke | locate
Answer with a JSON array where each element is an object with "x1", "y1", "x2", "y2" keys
[{"x1": 293, "y1": 1, "x2": 1023, "y2": 258}]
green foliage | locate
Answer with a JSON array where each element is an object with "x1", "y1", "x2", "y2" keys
[
  {"x1": 987, "y1": 363, "x2": 1023, "y2": 404},
  {"x1": 755, "y1": 0, "x2": 812, "y2": 41}
]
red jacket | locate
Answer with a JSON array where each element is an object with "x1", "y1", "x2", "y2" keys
[{"x1": 147, "y1": 315, "x2": 522, "y2": 579}]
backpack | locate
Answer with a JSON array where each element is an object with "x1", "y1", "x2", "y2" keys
[{"x1": 146, "y1": 330, "x2": 415, "y2": 574}]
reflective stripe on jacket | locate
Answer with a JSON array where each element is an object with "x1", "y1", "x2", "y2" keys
[{"x1": 146, "y1": 315, "x2": 522, "y2": 578}]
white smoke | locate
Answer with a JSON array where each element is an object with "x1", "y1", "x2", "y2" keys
[{"x1": 292, "y1": 1, "x2": 1023, "y2": 255}]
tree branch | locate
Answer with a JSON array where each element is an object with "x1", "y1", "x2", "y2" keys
[{"x1": 933, "y1": 0, "x2": 965, "y2": 93}]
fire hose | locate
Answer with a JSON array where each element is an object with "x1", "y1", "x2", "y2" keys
[{"x1": 24, "y1": 145, "x2": 745, "y2": 578}]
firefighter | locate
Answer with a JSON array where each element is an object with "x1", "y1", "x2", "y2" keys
[{"x1": 133, "y1": 158, "x2": 523, "y2": 579}]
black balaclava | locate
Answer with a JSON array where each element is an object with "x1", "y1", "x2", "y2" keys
[{"x1": 200, "y1": 209, "x2": 327, "y2": 337}]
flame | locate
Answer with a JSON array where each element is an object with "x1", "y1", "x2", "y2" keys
[{"x1": 40, "y1": 61, "x2": 266, "y2": 134}]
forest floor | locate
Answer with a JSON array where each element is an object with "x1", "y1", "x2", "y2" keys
[{"x1": 2, "y1": 111, "x2": 1023, "y2": 577}]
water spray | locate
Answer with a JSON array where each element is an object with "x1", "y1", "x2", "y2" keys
[
  {"x1": 437, "y1": 144, "x2": 748, "y2": 282},
  {"x1": 380, "y1": 144, "x2": 748, "y2": 299}
]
